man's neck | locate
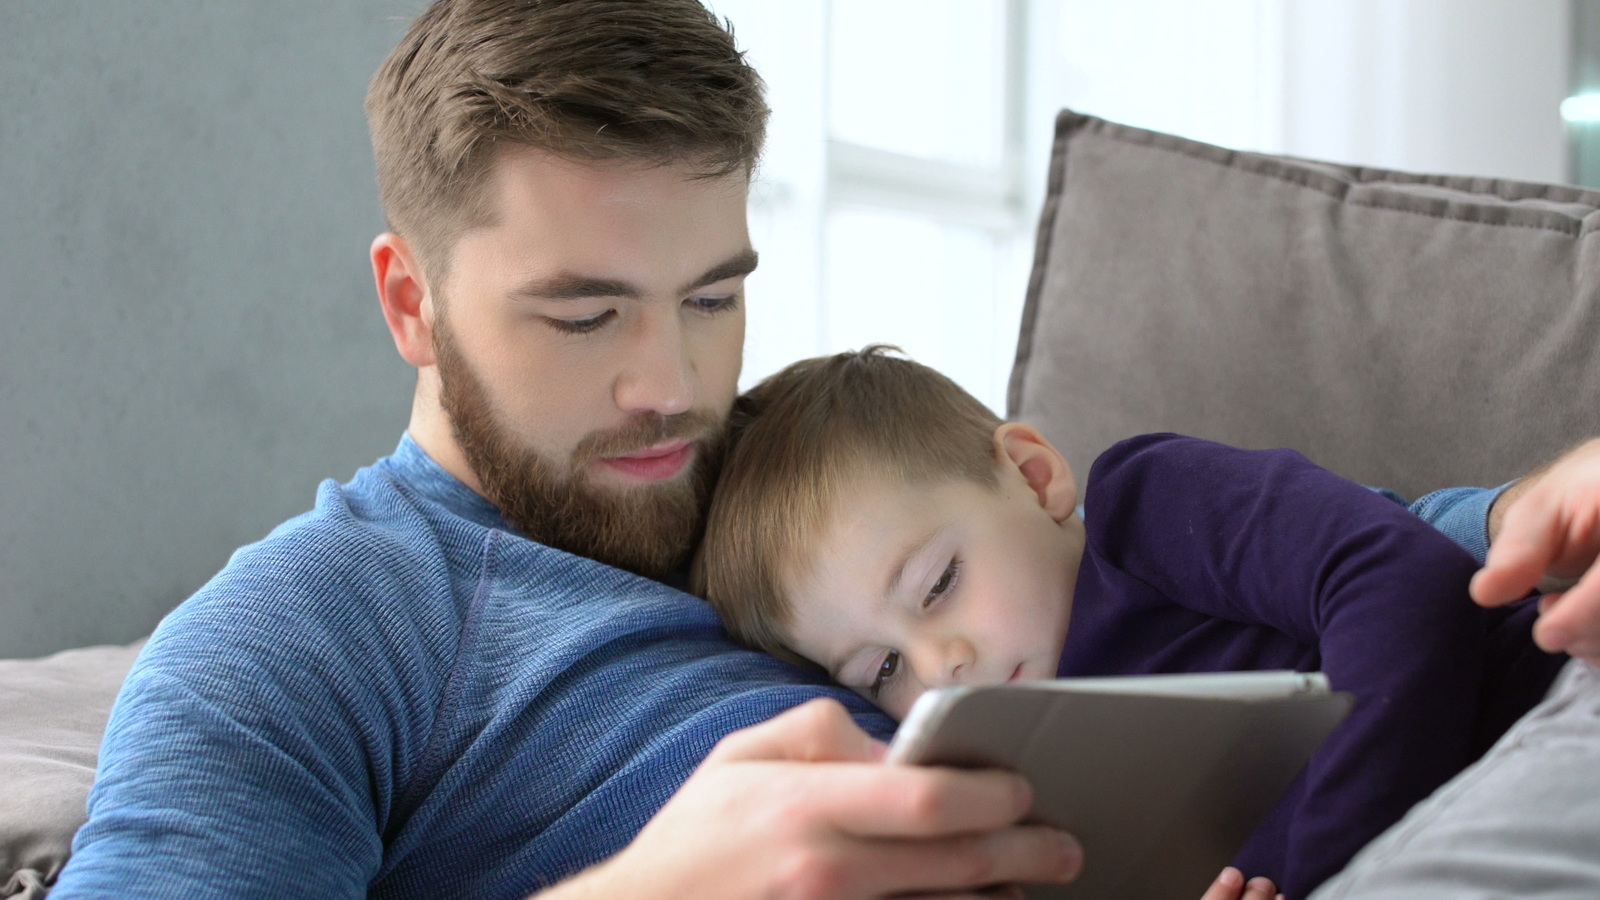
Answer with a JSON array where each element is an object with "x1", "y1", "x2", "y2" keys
[{"x1": 407, "y1": 380, "x2": 488, "y2": 498}]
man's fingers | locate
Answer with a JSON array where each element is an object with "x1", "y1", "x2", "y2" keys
[
  {"x1": 708, "y1": 698, "x2": 887, "y2": 765},
  {"x1": 804, "y1": 763, "x2": 1036, "y2": 838},
  {"x1": 707, "y1": 700, "x2": 1043, "y2": 834},
  {"x1": 1535, "y1": 564, "x2": 1600, "y2": 663},
  {"x1": 691, "y1": 700, "x2": 1082, "y2": 898},
  {"x1": 1473, "y1": 497, "x2": 1567, "y2": 607},
  {"x1": 1471, "y1": 559, "x2": 1541, "y2": 608},
  {"x1": 830, "y1": 826, "x2": 1081, "y2": 897},
  {"x1": 720, "y1": 712, "x2": 1038, "y2": 839},
  {"x1": 889, "y1": 888, "x2": 1022, "y2": 900}
]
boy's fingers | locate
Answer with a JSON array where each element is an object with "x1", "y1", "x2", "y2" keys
[
  {"x1": 1200, "y1": 866, "x2": 1246, "y2": 900},
  {"x1": 1242, "y1": 877, "x2": 1278, "y2": 900},
  {"x1": 1198, "y1": 867, "x2": 1279, "y2": 900}
]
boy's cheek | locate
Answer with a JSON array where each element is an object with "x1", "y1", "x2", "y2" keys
[
  {"x1": 884, "y1": 688, "x2": 921, "y2": 722},
  {"x1": 847, "y1": 684, "x2": 910, "y2": 721}
]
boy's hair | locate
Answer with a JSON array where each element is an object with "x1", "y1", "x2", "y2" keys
[
  {"x1": 366, "y1": 0, "x2": 768, "y2": 276},
  {"x1": 693, "y1": 346, "x2": 1004, "y2": 661}
]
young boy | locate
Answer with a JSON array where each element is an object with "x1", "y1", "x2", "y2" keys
[{"x1": 692, "y1": 346, "x2": 1565, "y2": 899}]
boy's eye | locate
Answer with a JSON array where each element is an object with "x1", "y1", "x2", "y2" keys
[
  {"x1": 545, "y1": 310, "x2": 616, "y2": 334},
  {"x1": 924, "y1": 559, "x2": 962, "y2": 608},
  {"x1": 869, "y1": 651, "x2": 900, "y2": 699}
]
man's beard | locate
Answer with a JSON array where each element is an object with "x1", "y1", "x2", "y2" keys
[{"x1": 433, "y1": 315, "x2": 726, "y2": 580}]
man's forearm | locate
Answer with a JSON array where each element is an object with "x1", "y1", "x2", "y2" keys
[{"x1": 1486, "y1": 458, "x2": 1556, "y2": 545}]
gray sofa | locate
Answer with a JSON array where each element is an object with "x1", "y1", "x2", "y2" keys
[{"x1": 6, "y1": 110, "x2": 1599, "y2": 897}]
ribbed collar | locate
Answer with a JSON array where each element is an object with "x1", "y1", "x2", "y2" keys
[
  {"x1": 379, "y1": 432, "x2": 510, "y2": 533},
  {"x1": 377, "y1": 431, "x2": 694, "y2": 590}
]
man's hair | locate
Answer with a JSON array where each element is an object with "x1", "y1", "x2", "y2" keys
[
  {"x1": 366, "y1": 0, "x2": 768, "y2": 275},
  {"x1": 692, "y1": 346, "x2": 1004, "y2": 662}
]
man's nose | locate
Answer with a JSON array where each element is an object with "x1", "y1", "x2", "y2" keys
[{"x1": 613, "y1": 311, "x2": 694, "y2": 417}]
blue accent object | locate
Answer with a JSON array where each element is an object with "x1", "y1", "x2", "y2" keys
[
  {"x1": 1407, "y1": 484, "x2": 1509, "y2": 565},
  {"x1": 55, "y1": 435, "x2": 891, "y2": 898},
  {"x1": 1372, "y1": 482, "x2": 1502, "y2": 563}
]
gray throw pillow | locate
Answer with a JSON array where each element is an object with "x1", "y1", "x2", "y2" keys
[
  {"x1": 1, "y1": 641, "x2": 143, "y2": 899},
  {"x1": 1010, "y1": 110, "x2": 1600, "y2": 501}
]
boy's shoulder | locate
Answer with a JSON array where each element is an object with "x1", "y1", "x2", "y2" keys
[
  {"x1": 1084, "y1": 432, "x2": 1414, "y2": 539},
  {"x1": 1089, "y1": 432, "x2": 1335, "y2": 491}
]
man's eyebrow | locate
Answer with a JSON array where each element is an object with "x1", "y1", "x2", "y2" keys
[
  {"x1": 508, "y1": 249, "x2": 760, "y2": 304},
  {"x1": 886, "y1": 526, "x2": 943, "y2": 600},
  {"x1": 509, "y1": 273, "x2": 641, "y2": 303},
  {"x1": 680, "y1": 248, "x2": 759, "y2": 295}
]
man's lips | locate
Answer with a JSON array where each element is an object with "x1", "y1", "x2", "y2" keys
[{"x1": 595, "y1": 439, "x2": 695, "y2": 482}]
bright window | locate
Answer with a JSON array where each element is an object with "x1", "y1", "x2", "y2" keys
[
  {"x1": 828, "y1": 0, "x2": 1008, "y2": 167},
  {"x1": 710, "y1": 0, "x2": 1030, "y2": 412},
  {"x1": 711, "y1": 0, "x2": 1568, "y2": 414}
]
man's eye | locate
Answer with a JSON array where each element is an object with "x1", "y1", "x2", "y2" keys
[
  {"x1": 545, "y1": 311, "x2": 615, "y2": 334},
  {"x1": 686, "y1": 293, "x2": 740, "y2": 315},
  {"x1": 869, "y1": 651, "x2": 900, "y2": 699},
  {"x1": 925, "y1": 559, "x2": 962, "y2": 608}
]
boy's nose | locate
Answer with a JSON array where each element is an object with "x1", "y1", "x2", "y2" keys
[{"x1": 916, "y1": 637, "x2": 975, "y2": 686}]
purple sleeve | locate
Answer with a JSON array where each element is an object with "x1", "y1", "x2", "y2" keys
[{"x1": 1084, "y1": 434, "x2": 1490, "y2": 898}]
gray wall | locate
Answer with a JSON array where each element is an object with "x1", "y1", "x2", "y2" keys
[{"x1": 1, "y1": 2, "x2": 427, "y2": 658}]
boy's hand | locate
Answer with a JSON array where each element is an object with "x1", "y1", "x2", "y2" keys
[
  {"x1": 541, "y1": 698, "x2": 1082, "y2": 899},
  {"x1": 1201, "y1": 866, "x2": 1281, "y2": 900},
  {"x1": 1473, "y1": 438, "x2": 1600, "y2": 663}
]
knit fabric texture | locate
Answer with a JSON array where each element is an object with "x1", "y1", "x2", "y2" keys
[{"x1": 53, "y1": 435, "x2": 892, "y2": 898}]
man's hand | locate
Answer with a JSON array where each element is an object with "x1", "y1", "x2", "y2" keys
[
  {"x1": 541, "y1": 698, "x2": 1082, "y2": 900},
  {"x1": 1473, "y1": 438, "x2": 1600, "y2": 663}
]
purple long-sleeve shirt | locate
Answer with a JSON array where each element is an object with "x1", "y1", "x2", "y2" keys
[{"x1": 1058, "y1": 434, "x2": 1565, "y2": 898}]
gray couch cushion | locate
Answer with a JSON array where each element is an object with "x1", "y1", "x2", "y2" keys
[
  {"x1": 1, "y1": 641, "x2": 143, "y2": 898},
  {"x1": 1010, "y1": 110, "x2": 1600, "y2": 501}
]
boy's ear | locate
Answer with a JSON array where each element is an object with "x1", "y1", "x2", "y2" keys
[
  {"x1": 994, "y1": 422, "x2": 1077, "y2": 523},
  {"x1": 371, "y1": 232, "x2": 437, "y2": 369}
]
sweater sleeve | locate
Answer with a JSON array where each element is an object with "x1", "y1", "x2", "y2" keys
[
  {"x1": 50, "y1": 499, "x2": 449, "y2": 898},
  {"x1": 1084, "y1": 434, "x2": 1491, "y2": 899},
  {"x1": 1407, "y1": 484, "x2": 1510, "y2": 565},
  {"x1": 53, "y1": 589, "x2": 396, "y2": 896}
]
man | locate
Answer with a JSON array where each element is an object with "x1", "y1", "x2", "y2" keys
[
  {"x1": 53, "y1": 2, "x2": 1078, "y2": 896},
  {"x1": 51, "y1": 1, "x2": 1595, "y2": 898}
]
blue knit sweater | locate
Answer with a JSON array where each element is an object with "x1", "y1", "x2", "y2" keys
[{"x1": 54, "y1": 435, "x2": 892, "y2": 898}]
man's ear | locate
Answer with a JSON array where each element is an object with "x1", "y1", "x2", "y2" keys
[
  {"x1": 994, "y1": 422, "x2": 1078, "y2": 523},
  {"x1": 371, "y1": 232, "x2": 437, "y2": 368}
]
